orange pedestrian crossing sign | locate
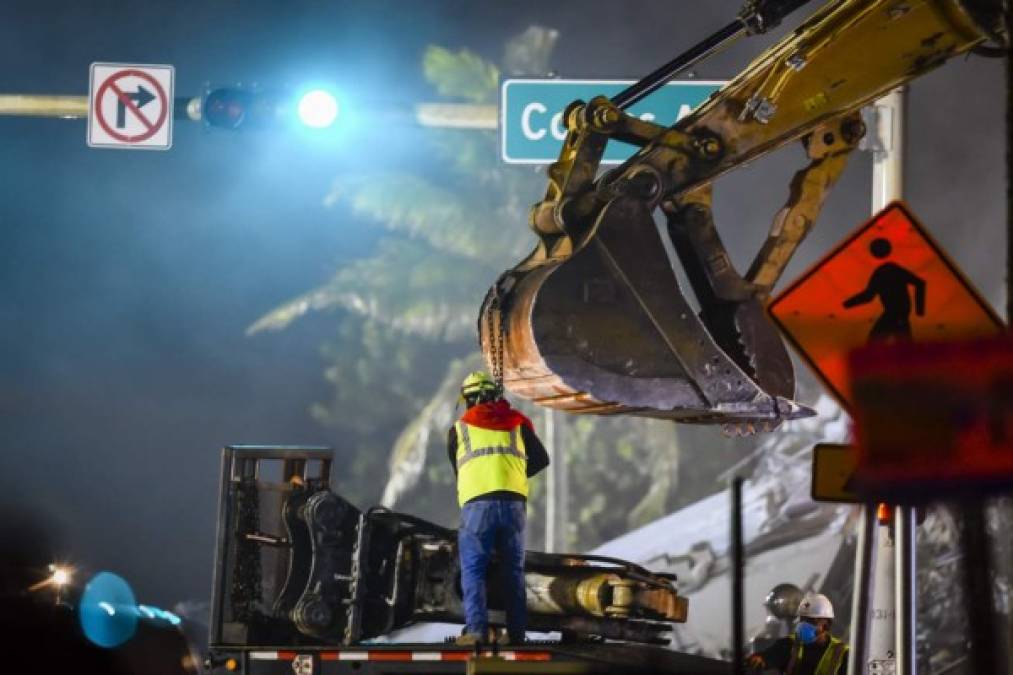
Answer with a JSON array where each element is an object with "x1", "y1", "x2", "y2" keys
[{"x1": 769, "y1": 201, "x2": 1004, "y2": 409}]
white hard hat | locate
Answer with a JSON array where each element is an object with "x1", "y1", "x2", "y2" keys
[{"x1": 797, "y1": 593, "x2": 834, "y2": 620}]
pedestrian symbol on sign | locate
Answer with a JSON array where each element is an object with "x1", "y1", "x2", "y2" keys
[{"x1": 842, "y1": 237, "x2": 926, "y2": 343}]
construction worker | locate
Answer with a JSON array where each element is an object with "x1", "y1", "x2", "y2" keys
[
  {"x1": 447, "y1": 371, "x2": 549, "y2": 645},
  {"x1": 746, "y1": 593, "x2": 849, "y2": 675}
]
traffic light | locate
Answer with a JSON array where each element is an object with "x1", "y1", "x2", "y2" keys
[
  {"x1": 203, "y1": 87, "x2": 279, "y2": 130},
  {"x1": 202, "y1": 87, "x2": 340, "y2": 130}
]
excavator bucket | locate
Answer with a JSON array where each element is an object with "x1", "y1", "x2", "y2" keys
[{"x1": 479, "y1": 195, "x2": 811, "y2": 427}]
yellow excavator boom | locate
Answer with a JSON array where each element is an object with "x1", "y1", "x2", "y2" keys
[{"x1": 480, "y1": 0, "x2": 1005, "y2": 428}]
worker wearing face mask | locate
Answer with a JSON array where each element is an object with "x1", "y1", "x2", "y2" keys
[{"x1": 745, "y1": 593, "x2": 848, "y2": 675}]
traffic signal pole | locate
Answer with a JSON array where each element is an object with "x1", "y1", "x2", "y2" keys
[
  {"x1": 0, "y1": 94, "x2": 203, "y2": 121},
  {"x1": 0, "y1": 92, "x2": 496, "y2": 129},
  {"x1": 0, "y1": 95, "x2": 88, "y2": 118}
]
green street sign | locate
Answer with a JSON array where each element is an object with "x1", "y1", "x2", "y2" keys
[{"x1": 500, "y1": 78, "x2": 724, "y2": 164}]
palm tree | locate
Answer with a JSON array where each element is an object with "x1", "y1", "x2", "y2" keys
[{"x1": 248, "y1": 29, "x2": 694, "y2": 549}]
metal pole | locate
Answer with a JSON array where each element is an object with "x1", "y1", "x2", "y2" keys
[
  {"x1": 1006, "y1": 0, "x2": 1012, "y2": 326},
  {"x1": 1006, "y1": 8, "x2": 1012, "y2": 670},
  {"x1": 847, "y1": 505, "x2": 878, "y2": 675},
  {"x1": 1005, "y1": 500, "x2": 1013, "y2": 675},
  {"x1": 879, "y1": 86, "x2": 914, "y2": 675},
  {"x1": 0, "y1": 94, "x2": 88, "y2": 118},
  {"x1": 610, "y1": 0, "x2": 817, "y2": 110},
  {"x1": 731, "y1": 476, "x2": 745, "y2": 675},
  {"x1": 543, "y1": 408, "x2": 556, "y2": 553},
  {"x1": 414, "y1": 103, "x2": 497, "y2": 130},
  {"x1": 0, "y1": 92, "x2": 497, "y2": 129},
  {"x1": 857, "y1": 87, "x2": 906, "y2": 675},
  {"x1": 557, "y1": 414, "x2": 569, "y2": 553},
  {"x1": 895, "y1": 506, "x2": 917, "y2": 675},
  {"x1": 869, "y1": 513, "x2": 898, "y2": 674},
  {"x1": 611, "y1": 20, "x2": 744, "y2": 110},
  {"x1": 543, "y1": 410, "x2": 570, "y2": 553},
  {"x1": 0, "y1": 94, "x2": 201, "y2": 122},
  {"x1": 961, "y1": 501, "x2": 999, "y2": 674},
  {"x1": 870, "y1": 88, "x2": 905, "y2": 209}
]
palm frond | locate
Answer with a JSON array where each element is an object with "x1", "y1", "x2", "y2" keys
[
  {"x1": 502, "y1": 26, "x2": 559, "y2": 76},
  {"x1": 423, "y1": 46, "x2": 499, "y2": 104},
  {"x1": 248, "y1": 239, "x2": 493, "y2": 341},
  {"x1": 380, "y1": 357, "x2": 476, "y2": 507},
  {"x1": 324, "y1": 173, "x2": 522, "y2": 261}
]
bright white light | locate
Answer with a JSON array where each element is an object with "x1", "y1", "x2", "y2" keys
[
  {"x1": 138, "y1": 605, "x2": 156, "y2": 619},
  {"x1": 29, "y1": 565, "x2": 75, "y2": 593},
  {"x1": 297, "y1": 90, "x2": 339, "y2": 128},
  {"x1": 98, "y1": 601, "x2": 116, "y2": 616},
  {"x1": 52, "y1": 568, "x2": 71, "y2": 586}
]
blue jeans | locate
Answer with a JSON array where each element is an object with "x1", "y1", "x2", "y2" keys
[{"x1": 458, "y1": 499, "x2": 527, "y2": 641}]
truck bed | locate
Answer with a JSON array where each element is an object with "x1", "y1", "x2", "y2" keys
[{"x1": 219, "y1": 641, "x2": 731, "y2": 675}]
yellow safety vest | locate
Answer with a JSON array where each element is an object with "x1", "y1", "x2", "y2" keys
[
  {"x1": 786, "y1": 635, "x2": 848, "y2": 675},
  {"x1": 454, "y1": 421, "x2": 528, "y2": 506}
]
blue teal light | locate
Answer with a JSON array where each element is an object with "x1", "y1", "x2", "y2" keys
[
  {"x1": 137, "y1": 603, "x2": 182, "y2": 626},
  {"x1": 79, "y1": 572, "x2": 138, "y2": 648}
]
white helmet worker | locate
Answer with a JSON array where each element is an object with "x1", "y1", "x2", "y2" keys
[{"x1": 797, "y1": 593, "x2": 834, "y2": 621}]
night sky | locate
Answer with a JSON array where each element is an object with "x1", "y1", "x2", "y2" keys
[{"x1": 0, "y1": 0, "x2": 1005, "y2": 614}]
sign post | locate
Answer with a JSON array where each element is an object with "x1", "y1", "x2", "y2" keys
[
  {"x1": 88, "y1": 63, "x2": 174, "y2": 150},
  {"x1": 772, "y1": 90, "x2": 1003, "y2": 675}
]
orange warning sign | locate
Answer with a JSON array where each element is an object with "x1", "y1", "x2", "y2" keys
[{"x1": 769, "y1": 201, "x2": 1004, "y2": 409}]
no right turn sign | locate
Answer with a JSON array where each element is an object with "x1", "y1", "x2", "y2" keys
[{"x1": 88, "y1": 62, "x2": 174, "y2": 150}]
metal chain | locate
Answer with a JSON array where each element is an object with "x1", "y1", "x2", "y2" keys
[{"x1": 486, "y1": 283, "x2": 507, "y2": 390}]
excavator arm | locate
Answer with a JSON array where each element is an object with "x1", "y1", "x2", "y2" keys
[{"x1": 480, "y1": 0, "x2": 1006, "y2": 428}]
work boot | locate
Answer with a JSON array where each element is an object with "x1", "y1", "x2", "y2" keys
[{"x1": 455, "y1": 632, "x2": 483, "y2": 647}]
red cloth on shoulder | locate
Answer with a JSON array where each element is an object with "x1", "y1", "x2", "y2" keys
[{"x1": 459, "y1": 400, "x2": 533, "y2": 431}]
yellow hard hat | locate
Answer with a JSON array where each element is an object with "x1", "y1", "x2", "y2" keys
[{"x1": 460, "y1": 371, "x2": 499, "y2": 399}]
